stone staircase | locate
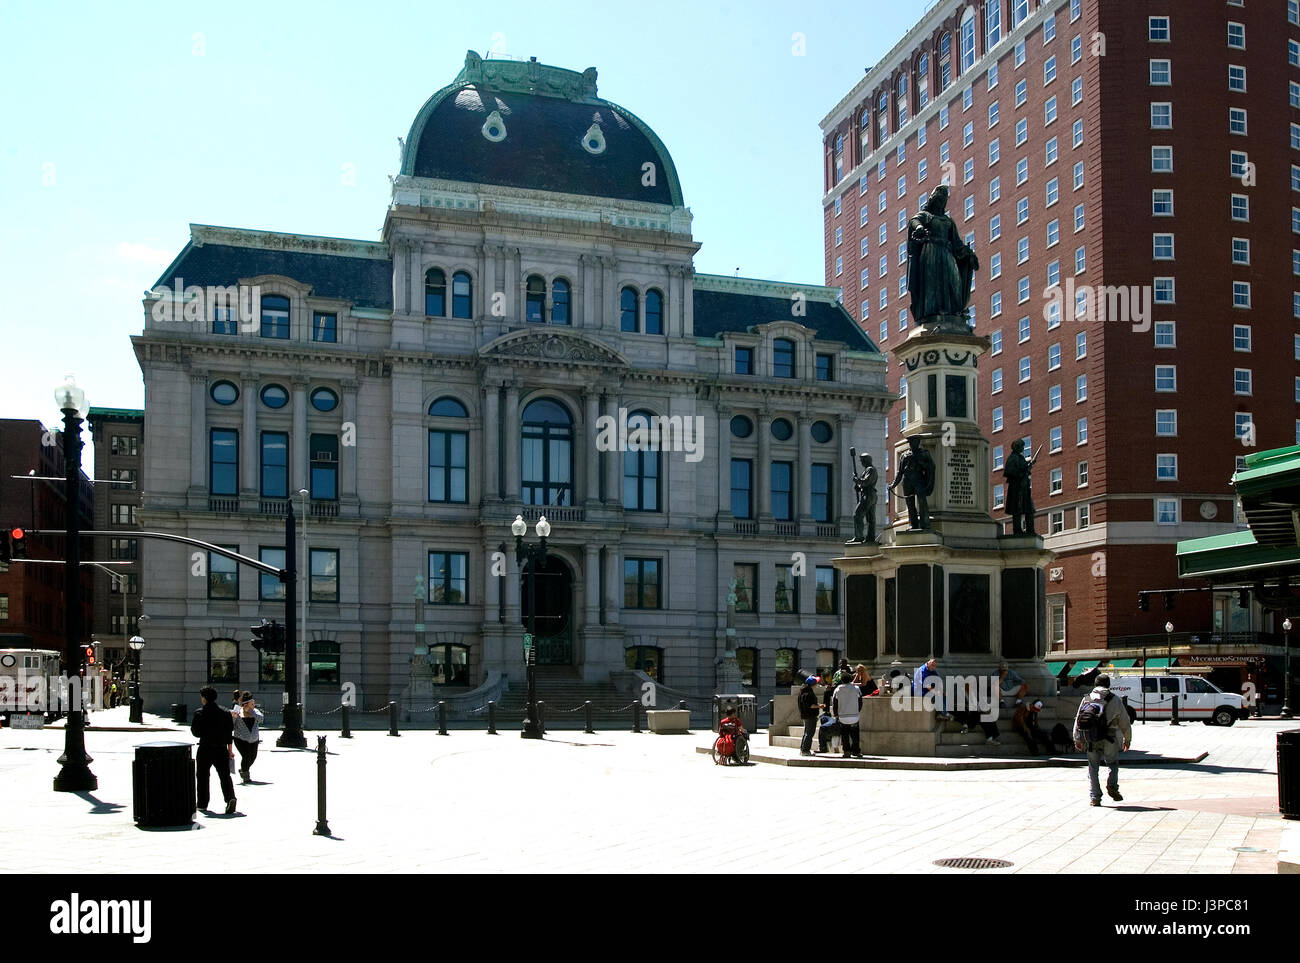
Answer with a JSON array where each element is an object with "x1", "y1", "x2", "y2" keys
[{"x1": 493, "y1": 667, "x2": 635, "y2": 730}]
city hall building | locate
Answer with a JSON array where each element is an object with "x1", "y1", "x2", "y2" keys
[{"x1": 134, "y1": 52, "x2": 890, "y2": 713}]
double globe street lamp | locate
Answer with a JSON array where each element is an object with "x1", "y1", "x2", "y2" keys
[
  {"x1": 128, "y1": 635, "x2": 145, "y2": 724},
  {"x1": 513, "y1": 513, "x2": 551, "y2": 740}
]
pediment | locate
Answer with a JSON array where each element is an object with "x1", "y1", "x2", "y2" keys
[{"x1": 479, "y1": 329, "x2": 629, "y2": 366}]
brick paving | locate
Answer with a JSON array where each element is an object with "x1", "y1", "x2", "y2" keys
[{"x1": 0, "y1": 709, "x2": 1293, "y2": 874}]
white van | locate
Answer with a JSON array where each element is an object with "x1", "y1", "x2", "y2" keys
[{"x1": 1108, "y1": 675, "x2": 1246, "y2": 727}]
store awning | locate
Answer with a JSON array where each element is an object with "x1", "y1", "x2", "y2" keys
[
  {"x1": 1046, "y1": 661, "x2": 1069, "y2": 676},
  {"x1": 1142, "y1": 657, "x2": 1173, "y2": 669},
  {"x1": 1102, "y1": 658, "x2": 1137, "y2": 669},
  {"x1": 1070, "y1": 660, "x2": 1100, "y2": 674}
]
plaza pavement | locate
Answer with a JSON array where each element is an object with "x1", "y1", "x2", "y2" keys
[{"x1": 0, "y1": 708, "x2": 1294, "y2": 875}]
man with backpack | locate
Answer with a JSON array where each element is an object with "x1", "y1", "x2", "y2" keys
[{"x1": 1072, "y1": 674, "x2": 1132, "y2": 806}]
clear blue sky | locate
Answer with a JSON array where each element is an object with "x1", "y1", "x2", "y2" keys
[{"x1": 0, "y1": 0, "x2": 929, "y2": 429}]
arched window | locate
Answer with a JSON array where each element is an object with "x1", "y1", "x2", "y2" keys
[
  {"x1": 897, "y1": 73, "x2": 909, "y2": 126},
  {"x1": 551, "y1": 278, "x2": 571, "y2": 325},
  {"x1": 774, "y1": 647, "x2": 797, "y2": 687},
  {"x1": 208, "y1": 638, "x2": 239, "y2": 683},
  {"x1": 940, "y1": 34, "x2": 952, "y2": 91},
  {"x1": 918, "y1": 53, "x2": 930, "y2": 107},
  {"x1": 525, "y1": 274, "x2": 545, "y2": 323},
  {"x1": 773, "y1": 338, "x2": 796, "y2": 378},
  {"x1": 425, "y1": 268, "x2": 446, "y2": 317},
  {"x1": 521, "y1": 398, "x2": 573, "y2": 506},
  {"x1": 620, "y1": 287, "x2": 639, "y2": 332},
  {"x1": 960, "y1": 8, "x2": 977, "y2": 73},
  {"x1": 261, "y1": 295, "x2": 289, "y2": 339},
  {"x1": 451, "y1": 271, "x2": 472, "y2": 319},
  {"x1": 644, "y1": 289, "x2": 663, "y2": 335},
  {"x1": 308, "y1": 640, "x2": 341, "y2": 686},
  {"x1": 429, "y1": 396, "x2": 468, "y2": 503},
  {"x1": 428, "y1": 397, "x2": 468, "y2": 418},
  {"x1": 986, "y1": 0, "x2": 1002, "y2": 49},
  {"x1": 877, "y1": 91, "x2": 888, "y2": 142},
  {"x1": 623, "y1": 409, "x2": 661, "y2": 512}
]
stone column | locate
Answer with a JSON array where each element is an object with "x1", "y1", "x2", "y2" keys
[
  {"x1": 603, "y1": 390, "x2": 621, "y2": 505},
  {"x1": 504, "y1": 548, "x2": 521, "y2": 627},
  {"x1": 603, "y1": 541, "x2": 621, "y2": 625},
  {"x1": 341, "y1": 380, "x2": 359, "y2": 500},
  {"x1": 292, "y1": 379, "x2": 309, "y2": 494},
  {"x1": 603, "y1": 256, "x2": 619, "y2": 326},
  {"x1": 189, "y1": 373, "x2": 206, "y2": 490},
  {"x1": 241, "y1": 375, "x2": 257, "y2": 494},
  {"x1": 797, "y1": 412, "x2": 812, "y2": 523},
  {"x1": 584, "y1": 543, "x2": 601, "y2": 628},
  {"x1": 485, "y1": 536, "x2": 502, "y2": 622},
  {"x1": 757, "y1": 408, "x2": 771, "y2": 519},
  {"x1": 503, "y1": 382, "x2": 521, "y2": 501},
  {"x1": 483, "y1": 382, "x2": 500, "y2": 501},
  {"x1": 682, "y1": 267, "x2": 695, "y2": 337},
  {"x1": 584, "y1": 389, "x2": 601, "y2": 506},
  {"x1": 514, "y1": 250, "x2": 525, "y2": 322},
  {"x1": 838, "y1": 414, "x2": 855, "y2": 522},
  {"x1": 717, "y1": 404, "x2": 732, "y2": 519},
  {"x1": 407, "y1": 242, "x2": 421, "y2": 317}
]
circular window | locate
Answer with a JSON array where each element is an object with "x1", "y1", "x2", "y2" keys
[
  {"x1": 260, "y1": 384, "x2": 289, "y2": 409},
  {"x1": 310, "y1": 388, "x2": 339, "y2": 412},
  {"x1": 0, "y1": 654, "x2": 15, "y2": 668},
  {"x1": 730, "y1": 415, "x2": 754, "y2": 439},
  {"x1": 210, "y1": 381, "x2": 239, "y2": 405},
  {"x1": 811, "y1": 420, "x2": 834, "y2": 444},
  {"x1": 771, "y1": 418, "x2": 794, "y2": 441}
]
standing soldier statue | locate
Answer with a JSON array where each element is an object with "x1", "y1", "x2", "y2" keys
[
  {"x1": 1003, "y1": 438, "x2": 1038, "y2": 535},
  {"x1": 847, "y1": 447, "x2": 879, "y2": 543},
  {"x1": 888, "y1": 437, "x2": 936, "y2": 531}
]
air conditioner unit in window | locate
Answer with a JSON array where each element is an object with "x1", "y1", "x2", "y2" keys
[{"x1": 313, "y1": 451, "x2": 335, "y2": 462}]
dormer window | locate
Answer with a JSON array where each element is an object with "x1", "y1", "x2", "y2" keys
[
  {"x1": 482, "y1": 110, "x2": 507, "y2": 143},
  {"x1": 773, "y1": 338, "x2": 796, "y2": 378},
  {"x1": 261, "y1": 295, "x2": 289, "y2": 339}
]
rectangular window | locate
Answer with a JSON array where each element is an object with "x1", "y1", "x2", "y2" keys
[
  {"x1": 1046, "y1": 177, "x2": 1060, "y2": 207},
  {"x1": 992, "y1": 368, "x2": 1004, "y2": 393},
  {"x1": 1150, "y1": 59, "x2": 1171, "y2": 85},
  {"x1": 1018, "y1": 356, "x2": 1031, "y2": 382},
  {"x1": 990, "y1": 215, "x2": 1002, "y2": 243},
  {"x1": 1153, "y1": 234, "x2": 1174, "y2": 259},
  {"x1": 1155, "y1": 321, "x2": 1176, "y2": 348},
  {"x1": 1152, "y1": 189, "x2": 1173, "y2": 216},
  {"x1": 814, "y1": 567, "x2": 838, "y2": 615},
  {"x1": 260, "y1": 431, "x2": 288, "y2": 498},
  {"x1": 310, "y1": 433, "x2": 339, "y2": 501},
  {"x1": 1015, "y1": 37, "x2": 1026, "y2": 67},
  {"x1": 991, "y1": 330, "x2": 1002, "y2": 354},
  {"x1": 1156, "y1": 499, "x2": 1178, "y2": 525},
  {"x1": 1156, "y1": 409, "x2": 1177, "y2": 436},
  {"x1": 1149, "y1": 16, "x2": 1169, "y2": 42},
  {"x1": 834, "y1": 256, "x2": 842, "y2": 277},
  {"x1": 1017, "y1": 234, "x2": 1029, "y2": 261},
  {"x1": 1047, "y1": 219, "x2": 1060, "y2": 246},
  {"x1": 992, "y1": 291, "x2": 1003, "y2": 317},
  {"x1": 989, "y1": 139, "x2": 1000, "y2": 166},
  {"x1": 964, "y1": 195, "x2": 975, "y2": 220},
  {"x1": 994, "y1": 484, "x2": 1005, "y2": 509},
  {"x1": 1018, "y1": 315, "x2": 1031, "y2": 342},
  {"x1": 1234, "y1": 368, "x2": 1252, "y2": 395},
  {"x1": 1233, "y1": 281, "x2": 1251, "y2": 308},
  {"x1": 1018, "y1": 277, "x2": 1031, "y2": 303},
  {"x1": 1045, "y1": 137, "x2": 1059, "y2": 166},
  {"x1": 733, "y1": 563, "x2": 757, "y2": 614},
  {"x1": 810, "y1": 463, "x2": 833, "y2": 523},
  {"x1": 1078, "y1": 461, "x2": 1089, "y2": 487},
  {"x1": 730, "y1": 459, "x2": 752, "y2": 519},
  {"x1": 1016, "y1": 116, "x2": 1027, "y2": 146},
  {"x1": 1049, "y1": 426, "x2": 1063, "y2": 453},
  {"x1": 1044, "y1": 56, "x2": 1057, "y2": 86},
  {"x1": 1228, "y1": 64, "x2": 1245, "y2": 92},
  {"x1": 992, "y1": 406, "x2": 1004, "y2": 432},
  {"x1": 1076, "y1": 331, "x2": 1086, "y2": 359},
  {"x1": 1071, "y1": 76, "x2": 1082, "y2": 106},
  {"x1": 312, "y1": 312, "x2": 336, "y2": 343},
  {"x1": 989, "y1": 101, "x2": 1000, "y2": 128},
  {"x1": 1152, "y1": 146, "x2": 1173, "y2": 172},
  {"x1": 735, "y1": 346, "x2": 753, "y2": 374},
  {"x1": 1231, "y1": 194, "x2": 1249, "y2": 221},
  {"x1": 1156, "y1": 454, "x2": 1178, "y2": 481},
  {"x1": 208, "y1": 546, "x2": 239, "y2": 601},
  {"x1": 1229, "y1": 107, "x2": 1247, "y2": 136},
  {"x1": 1236, "y1": 413, "x2": 1253, "y2": 442},
  {"x1": 1076, "y1": 417, "x2": 1088, "y2": 445},
  {"x1": 1050, "y1": 466, "x2": 1063, "y2": 494},
  {"x1": 1073, "y1": 204, "x2": 1085, "y2": 232},
  {"x1": 1019, "y1": 397, "x2": 1031, "y2": 422},
  {"x1": 110, "y1": 503, "x2": 137, "y2": 525},
  {"x1": 623, "y1": 558, "x2": 662, "y2": 609},
  {"x1": 1075, "y1": 244, "x2": 1086, "y2": 272},
  {"x1": 311, "y1": 548, "x2": 340, "y2": 602},
  {"x1": 259, "y1": 547, "x2": 286, "y2": 601},
  {"x1": 1048, "y1": 343, "x2": 1061, "y2": 369},
  {"x1": 1017, "y1": 158, "x2": 1029, "y2": 187},
  {"x1": 1045, "y1": 95, "x2": 1058, "y2": 125},
  {"x1": 1233, "y1": 325, "x2": 1251, "y2": 352},
  {"x1": 1227, "y1": 22, "x2": 1244, "y2": 50},
  {"x1": 1049, "y1": 385, "x2": 1062, "y2": 411},
  {"x1": 261, "y1": 296, "x2": 289, "y2": 339},
  {"x1": 1076, "y1": 374, "x2": 1087, "y2": 402},
  {"x1": 209, "y1": 428, "x2": 238, "y2": 496},
  {"x1": 428, "y1": 429, "x2": 468, "y2": 503},
  {"x1": 771, "y1": 462, "x2": 794, "y2": 522},
  {"x1": 430, "y1": 552, "x2": 469, "y2": 605},
  {"x1": 1155, "y1": 365, "x2": 1177, "y2": 392},
  {"x1": 1049, "y1": 510, "x2": 1065, "y2": 535},
  {"x1": 774, "y1": 564, "x2": 799, "y2": 614},
  {"x1": 1150, "y1": 102, "x2": 1172, "y2": 129},
  {"x1": 1078, "y1": 504, "x2": 1090, "y2": 528},
  {"x1": 1015, "y1": 77, "x2": 1027, "y2": 107}
]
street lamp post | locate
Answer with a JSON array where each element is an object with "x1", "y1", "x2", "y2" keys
[
  {"x1": 513, "y1": 513, "x2": 550, "y2": 740},
  {"x1": 298, "y1": 488, "x2": 309, "y2": 720},
  {"x1": 1283, "y1": 618, "x2": 1294, "y2": 720},
  {"x1": 1165, "y1": 621, "x2": 1174, "y2": 675},
  {"x1": 128, "y1": 635, "x2": 145, "y2": 724},
  {"x1": 53, "y1": 376, "x2": 97, "y2": 792}
]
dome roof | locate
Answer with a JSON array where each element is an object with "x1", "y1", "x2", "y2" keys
[{"x1": 401, "y1": 52, "x2": 684, "y2": 207}]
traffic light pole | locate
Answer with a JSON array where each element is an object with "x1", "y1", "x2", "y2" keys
[{"x1": 278, "y1": 503, "x2": 305, "y2": 748}]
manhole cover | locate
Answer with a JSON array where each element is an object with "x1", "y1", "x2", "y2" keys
[
  {"x1": 933, "y1": 857, "x2": 1013, "y2": 870},
  {"x1": 1232, "y1": 846, "x2": 1267, "y2": 853}
]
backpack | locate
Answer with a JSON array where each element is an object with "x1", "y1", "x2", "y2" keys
[{"x1": 1077, "y1": 693, "x2": 1111, "y2": 743}]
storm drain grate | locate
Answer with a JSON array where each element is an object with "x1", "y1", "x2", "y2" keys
[{"x1": 933, "y1": 857, "x2": 1014, "y2": 870}]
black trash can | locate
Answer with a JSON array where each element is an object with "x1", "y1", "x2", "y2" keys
[
  {"x1": 133, "y1": 741, "x2": 196, "y2": 827},
  {"x1": 712, "y1": 694, "x2": 757, "y2": 734},
  {"x1": 1280, "y1": 729, "x2": 1300, "y2": 820},
  {"x1": 171, "y1": 703, "x2": 187, "y2": 724}
]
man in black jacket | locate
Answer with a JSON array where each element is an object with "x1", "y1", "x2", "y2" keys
[
  {"x1": 797, "y1": 676, "x2": 821, "y2": 756},
  {"x1": 192, "y1": 686, "x2": 237, "y2": 814}
]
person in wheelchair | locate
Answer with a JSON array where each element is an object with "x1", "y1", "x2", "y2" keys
[{"x1": 718, "y1": 704, "x2": 748, "y2": 756}]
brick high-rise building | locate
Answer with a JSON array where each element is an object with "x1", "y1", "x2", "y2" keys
[
  {"x1": 88, "y1": 407, "x2": 144, "y2": 668},
  {"x1": 821, "y1": 0, "x2": 1298, "y2": 655}
]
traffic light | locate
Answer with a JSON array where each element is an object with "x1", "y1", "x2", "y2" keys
[
  {"x1": 1237, "y1": 589, "x2": 1250, "y2": 609},
  {"x1": 1164, "y1": 592, "x2": 1176, "y2": 611},
  {"x1": 250, "y1": 619, "x2": 285, "y2": 653},
  {"x1": 1138, "y1": 593, "x2": 1150, "y2": 612},
  {"x1": 84, "y1": 645, "x2": 95, "y2": 666},
  {"x1": 8, "y1": 527, "x2": 26, "y2": 560}
]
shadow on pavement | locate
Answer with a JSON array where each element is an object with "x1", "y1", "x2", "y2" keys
[
  {"x1": 1112, "y1": 805, "x2": 1176, "y2": 813},
  {"x1": 72, "y1": 791, "x2": 125, "y2": 815}
]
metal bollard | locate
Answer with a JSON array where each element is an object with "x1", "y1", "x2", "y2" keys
[
  {"x1": 340, "y1": 704, "x2": 352, "y2": 739},
  {"x1": 537, "y1": 701, "x2": 546, "y2": 734},
  {"x1": 584, "y1": 700, "x2": 595, "y2": 734},
  {"x1": 313, "y1": 735, "x2": 332, "y2": 837},
  {"x1": 1170, "y1": 694, "x2": 1180, "y2": 726},
  {"x1": 677, "y1": 700, "x2": 687, "y2": 711},
  {"x1": 388, "y1": 700, "x2": 400, "y2": 737},
  {"x1": 487, "y1": 700, "x2": 497, "y2": 735},
  {"x1": 438, "y1": 700, "x2": 448, "y2": 736},
  {"x1": 632, "y1": 701, "x2": 642, "y2": 733}
]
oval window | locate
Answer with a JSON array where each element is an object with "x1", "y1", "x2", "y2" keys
[
  {"x1": 771, "y1": 418, "x2": 794, "y2": 441},
  {"x1": 811, "y1": 420, "x2": 834, "y2": 444},
  {"x1": 730, "y1": 415, "x2": 754, "y2": 439},
  {"x1": 261, "y1": 384, "x2": 289, "y2": 409},
  {"x1": 210, "y1": 381, "x2": 239, "y2": 405},
  {"x1": 1, "y1": 654, "x2": 15, "y2": 668},
  {"x1": 310, "y1": 388, "x2": 339, "y2": 412}
]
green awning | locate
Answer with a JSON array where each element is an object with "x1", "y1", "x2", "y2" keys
[
  {"x1": 1102, "y1": 659, "x2": 1137, "y2": 669},
  {"x1": 1046, "y1": 661, "x2": 1068, "y2": 676},
  {"x1": 1142, "y1": 657, "x2": 1173, "y2": 669},
  {"x1": 1175, "y1": 528, "x2": 1300, "y2": 580},
  {"x1": 1070, "y1": 660, "x2": 1100, "y2": 674}
]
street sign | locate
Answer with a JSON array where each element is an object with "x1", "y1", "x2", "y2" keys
[{"x1": 10, "y1": 713, "x2": 43, "y2": 729}]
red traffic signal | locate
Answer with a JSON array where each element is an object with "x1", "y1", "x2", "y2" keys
[
  {"x1": 7, "y1": 528, "x2": 26, "y2": 560},
  {"x1": 84, "y1": 645, "x2": 95, "y2": 666}
]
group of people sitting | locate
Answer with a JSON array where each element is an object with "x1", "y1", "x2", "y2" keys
[{"x1": 796, "y1": 658, "x2": 1063, "y2": 757}]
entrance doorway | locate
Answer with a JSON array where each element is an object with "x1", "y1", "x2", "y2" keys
[{"x1": 521, "y1": 555, "x2": 573, "y2": 665}]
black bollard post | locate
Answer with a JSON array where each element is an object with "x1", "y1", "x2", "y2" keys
[
  {"x1": 632, "y1": 701, "x2": 642, "y2": 733},
  {"x1": 313, "y1": 735, "x2": 331, "y2": 837},
  {"x1": 584, "y1": 700, "x2": 594, "y2": 734},
  {"x1": 1170, "y1": 694, "x2": 1180, "y2": 726},
  {"x1": 388, "y1": 700, "x2": 399, "y2": 737},
  {"x1": 487, "y1": 700, "x2": 497, "y2": 735},
  {"x1": 340, "y1": 704, "x2": 352, "y2": 739},
  {"x1": 537, "y1": 700, "x2": 546, "y2": 735},
  {"x1": 677, "y1": 700, "x2": 687, "y2": 710},
  {"x1": 438, "y1": 700, "x2": 448, "y2": 736}
]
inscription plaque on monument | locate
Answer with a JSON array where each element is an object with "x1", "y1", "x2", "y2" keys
[{"x1": 947, "y1": 447, "x2": 976, "y2": 508}]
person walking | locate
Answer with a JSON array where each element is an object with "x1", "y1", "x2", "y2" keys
[
  {"x1": 832, "y1": 672, "x2": 863, "y2": 759},
  {"x1": 191, "y1": 686, "x2": 237, "y2": 814},
  {"x1": 231, "y1": 691, "x2": 264, "y2": 783},
  {"x1": 797, "y1": 676, "x2": 821, "y2": 756},
  {"x1": 1072, "y1": 674, "x2": 1132, "y2": 806}
]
